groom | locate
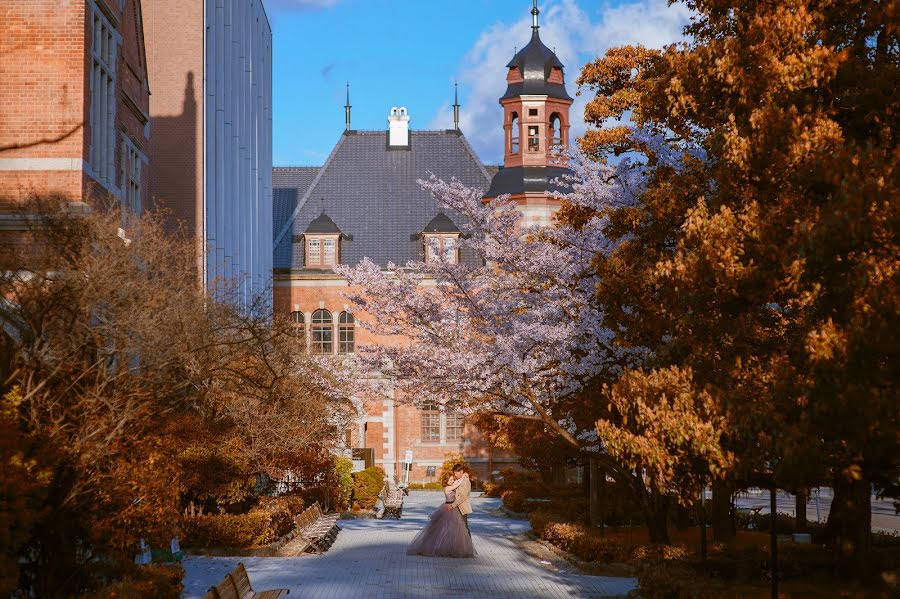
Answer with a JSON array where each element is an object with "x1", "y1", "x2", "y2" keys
[{"x1": 445, "y1": 464, "x2": 472, "y2": 534}]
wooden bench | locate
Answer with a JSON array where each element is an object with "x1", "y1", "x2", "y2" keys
[
  {"x1": 204, "y1": 562, "x2": 288, "y2": 599},
  {"x1": 291, "y1": 501, "x2": 340, "y2": 554},
  {"x1": 380, "y1": 484, "x2": 404, "y2": 519}
]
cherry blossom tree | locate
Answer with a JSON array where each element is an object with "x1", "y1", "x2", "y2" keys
[{"x1": 336, "y1": 150, "x2": 731, "y2": 542}]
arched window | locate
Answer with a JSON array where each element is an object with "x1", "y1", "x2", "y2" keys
[
  {"x1": 549, "y1": 113, "x2": 562, "y2": 148},
  {"x1": 338, "y1": 311, "x2": 355, "y2": 354},
  {"x1": 311, "y1": 309, "x2": 333, "y2": 354},
  {"x1": 290, "y1": 311, "x2": 306, "y2": 345},
  {"x1": 509, "y1": 112, "x2": 520, "y2": 154}
]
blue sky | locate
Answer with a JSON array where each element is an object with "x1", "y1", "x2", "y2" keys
[{"x1": 266, "y1": 0, "x2": 692, "y2": 166}]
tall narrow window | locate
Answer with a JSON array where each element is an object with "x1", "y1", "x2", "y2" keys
[
  {"x1": 323, "y1": 238, "x2": 336, "y2": 265},
  {"x1": 122, "y1": 143, "x2": 142, "y2": 215},
  {"x1": 549, "y1": 113, "x2": 562, "y2": 149},
  {"x1": 509, "y1": 112, "x2": 520, "y2": 154},
  {"x1": 311, "y1": 309, "x2": 333, "y2": 354},
  {"x1": 528, "y1": 125, "x2": 540, "y2": 152},
  {"x1": 90, "y1": 10, "x2": 116, "y2": 185},
  {"x1": 421, "y1": 402, "x2": 441, "y2": 442},
  {"x1": 338, "y1": 311, "x2": 355, "y2": 354},
  {"x1": 290, "y1": 311, "x2": 306, "y2": 345},
  {"x1": 307, "y1": 239, "x2": 321, "y2": 266},
  {"x1": 446, "y1": 414, "x2": 465, "y2": 442}
]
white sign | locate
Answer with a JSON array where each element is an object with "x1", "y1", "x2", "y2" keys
[{"x1": 404, "y1": 450, "x2": 413, "y2": 464}]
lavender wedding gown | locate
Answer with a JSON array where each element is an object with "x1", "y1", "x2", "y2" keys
[{"x1": 406, "y1": 490, "x2": 476, "y2": 558}]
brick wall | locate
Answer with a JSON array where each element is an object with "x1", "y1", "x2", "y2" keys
[{"x1": 275, "y1": 277, "x2": 518, "y2": 483}]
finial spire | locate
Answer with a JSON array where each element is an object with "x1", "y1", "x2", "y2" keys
[
  {"x1": 344, "y1": 82, "x2": 351, "y2": 132},
  {"x1": 452, "y1": 81, "x2": 461, "y2": 131},
  {"x1": 532, "y1": 1, "x2": 540, "y2": 30}
]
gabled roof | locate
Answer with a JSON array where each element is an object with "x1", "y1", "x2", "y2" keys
[
  {"x1": 422, "y1": 212, "x2": 460, "y2": 234},
  {"x1": 273, "y1": 130, "x2": 491, "y2": 271},
  {"x1": 502, "y1": 29, "x2": 572, "y2": 102},
  {"x1": 305, "y1": 212, "x2": 343, "y2": 235}
]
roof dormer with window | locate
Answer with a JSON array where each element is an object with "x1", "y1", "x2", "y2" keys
[
  {"x1": 420, "y1": 212, "x2": 461, "y2": 265},
  {"x1": 303, "y1": 211, "x2": 346, "y2": 269}
]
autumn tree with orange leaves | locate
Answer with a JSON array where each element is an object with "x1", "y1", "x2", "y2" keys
[{"x1": 573, "y1": 0, "x2": 898, "y2": 574}]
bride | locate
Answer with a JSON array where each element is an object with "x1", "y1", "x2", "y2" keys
[{"x1": 406, "y1": 471, "x2": 476, "y2": 558}]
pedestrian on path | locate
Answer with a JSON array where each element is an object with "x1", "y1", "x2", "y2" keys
[{"x1": 406, "y1": 466, "x2": 476, "y2": 558}]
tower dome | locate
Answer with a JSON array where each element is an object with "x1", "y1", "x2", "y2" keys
[{"x1": 501, "y1": 2, "x2": 572, "y2": 102}]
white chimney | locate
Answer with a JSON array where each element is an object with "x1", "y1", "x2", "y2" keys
[{"x1": 388, "y1": 106, "x2": 410, "y2": 146}]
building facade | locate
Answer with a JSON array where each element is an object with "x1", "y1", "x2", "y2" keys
[
  {"x1": 144, "y1": 0, "x2": 273, "y2": 305},
  {"x1": 0, "y1": 0, "x2": 151, "y2": 245},
  {"x1": 273, "y1": 5, "x2": 574, "y2": 484}
]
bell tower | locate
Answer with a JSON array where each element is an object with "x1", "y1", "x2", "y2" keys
[{"x1": 484, "y1": 1, "x2": 574, "y2": 226}]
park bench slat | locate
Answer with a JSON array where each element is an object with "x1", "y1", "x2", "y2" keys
[{"x1": 207, "y1": 563, "x2": 289, "y2": 599}]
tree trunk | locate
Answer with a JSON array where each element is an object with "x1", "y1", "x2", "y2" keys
[
  {"x1": 589, "y1": 457, "x2": 600, "y2": 528},
  {"x1": 645, "y1": 489, "x2": 670, "y2": 544},
  {"x1": 827, "y1": 475, "x2": 872, "y2": 576},
  {"x1": 794, "y1": 489, "x2": 808, "y2": 533},
  {"x1": 675, "y1": 503, "x2": 691, "y2": 530},
  {"x1": 711, "y1": 478, "x2": 735, "y2": 542}
]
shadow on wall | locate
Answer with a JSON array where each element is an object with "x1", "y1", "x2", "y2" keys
[{"x1": 149, "y1": 71, "x2": 198, "y2": 236}]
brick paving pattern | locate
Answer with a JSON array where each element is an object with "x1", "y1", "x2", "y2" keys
[{"x1": 182, "y1": 491, "x2": 637, "y2": 598}]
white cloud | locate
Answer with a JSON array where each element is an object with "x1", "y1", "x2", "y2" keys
[{"x1": 429, "y1": 0, "x2": 692, "y2": 165}]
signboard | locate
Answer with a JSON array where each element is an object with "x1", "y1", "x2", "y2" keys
[{"x1": 404, "y1": 450, "x2": 413, "y2": 464}]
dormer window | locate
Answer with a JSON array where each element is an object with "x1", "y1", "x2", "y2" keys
[
  {"x1": 420, "y1": 212, "x2": 461, "y2": 265},
  {"x1": 306, "y1": 235, "x2": 339, "y2": 267},
  {"x1": 425, "y1": 234, "x2": 458, "y2": 264},
  {"x1": 304, "y1": 210, "x2": 345, "y2": 269}
]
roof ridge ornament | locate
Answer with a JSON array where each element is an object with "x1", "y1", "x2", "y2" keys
[
  {"x1": 453, "y1": 81, "x2": 461, "y2": 131},
  {"x1": 344, "y1": 82, "x2": 351, "y2": 132},
  {"x1": 532, "y1": 1, "x2": 539, "y2": 31}
]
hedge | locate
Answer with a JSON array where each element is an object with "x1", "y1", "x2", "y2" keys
[
  {"x1": 183, "y1": 513, "x2": 272, "y2": 548},
  {"x1": 352, "y1": 466, "x2": 385, "y2": 510},
  {"x1": 86, "y1": 564, "x2": 184, "y2": 599}
]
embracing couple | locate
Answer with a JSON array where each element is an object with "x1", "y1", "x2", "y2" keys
[{"x1": 406, "y1": 463, "x2": 476, "y2": 558}]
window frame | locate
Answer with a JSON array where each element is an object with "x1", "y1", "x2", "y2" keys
[
  {"x1": 421, "y1": 402, "x2": 442, "y2": 443},
  {"x1": 338, "y1": 311, "x2": 355, "y2": 354},
  {"x1": 89, "y1": 6, "x2": 117, "y2": 187},
  {"x1": 509, "y1": 111, "x2": 520, "y2": 154},
  {"x1": 306, "y1": 235, "x2": 340, "y2": 268},
  {"x1": 424, "y1": 233, "x2": 460, "y2": 265},
  {"x1": 311, "y1": 309, "x2": 333, "y2": 354},
  {"x1": 290, "y1": 311, "x2": 306, "y2": 346},
  {"x1": 527, "y1": 125, "x2": 541, "y2": 153}
]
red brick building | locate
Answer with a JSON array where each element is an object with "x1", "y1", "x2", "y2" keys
[
  {"x1": 0, "y1": 0, "x2": 150, "y2": 221},
  {"x1": 272, "y1": 4, "x2": 574, "y2": 485}
]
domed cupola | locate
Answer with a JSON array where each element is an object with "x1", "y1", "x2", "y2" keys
[
  {"x1": 483, "y1": 1, "x2": 575, "y2": 227},
  {"x1": 501, "y1": 2, "x2": 572, "y2": 102}
]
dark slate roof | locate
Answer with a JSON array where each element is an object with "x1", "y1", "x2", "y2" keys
[
  {"x1": 502, "y1": 30, "x2": 572, "y2": 102},
  {"x1": 485, "y1": 165, "x2": 574, "y2": 198},
  {"x1": 305, "y1": 212, "x2": 343, "y2": 235},
  {"x1": 273, "y1": 130, "x2": 491, "y2": 270},
  {"x1": 273, "y1": 167, "x2": 319, "y2": 268},
  {"x1": 422, "y1": 212, "x2": 460, "y2": 234}
]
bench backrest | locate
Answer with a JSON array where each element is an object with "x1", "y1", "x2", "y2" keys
[
  {"x1": 213, "y1": 577, "x2": 240, "y2": 599},
  {"x1": 229, "y1": 563, "x2": 253, "y2": 597}
]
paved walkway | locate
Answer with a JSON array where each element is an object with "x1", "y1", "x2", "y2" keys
[{"x1": 182, "y1": 491, "x2": 637, "y2": 599}]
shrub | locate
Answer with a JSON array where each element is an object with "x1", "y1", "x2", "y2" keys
[
  {"x1": 406, "y1": 481, "x2": 443, "y2": 490},
  {"x1": 351, "y1": 466, "x2": 385, "y2": 510},
  {"x1": 501, "y1": 490, "x2": 530, "y2": 513},
  {"x1": 86, "y1": 564, "x2": 184, "y2": 599},
  {"x1": 530, "y1": 510, "x2": 631, "y2": 563},
  {"x1": 182, "y1": 513, "x2": 272, "y2": 548},
  {"x1": 482, "y1": 480, "x2": 502, "y2": 497},
  {"x1": 331, "y1": 457, "x2": 354, "y2": 511},
  {"x1": 250, "y1": 495, "x2": 305, "y2": 540},
  {"x1": 637, "y1": 561, "x2": 726, "y2": 599}
]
